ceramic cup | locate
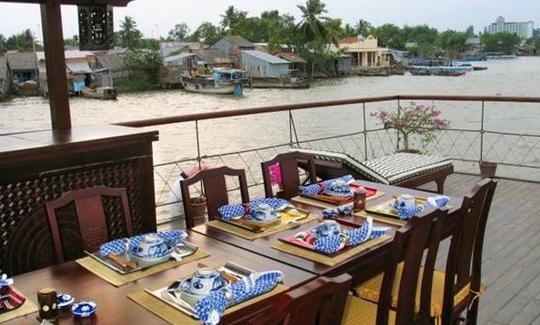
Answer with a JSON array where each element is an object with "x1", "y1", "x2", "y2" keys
[
  {"x1": 130, "y1": 233, "x2": 170, "y2": 259},
  {"x1": 312, "y1": 220, "x2": 342, "y2": 238},
  {"x1": 188, "y1": 268, "x2": 226, "y2": 296},
  {"x1": 250, "y1": 203, "x2": 278, "y2": 222},
  {"x1": 325, "y1": 179, "x2": 351, "y2": 196},
  {"x1": 395, "y1": 194, "x2": 416, "y2": 210}
]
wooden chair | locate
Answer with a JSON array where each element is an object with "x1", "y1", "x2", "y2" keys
[
  {"x1": 180, "y1": 166, "x2": 250, "y2": 229},
  {"x1": 45, "y1": 186, "x2": 134, "y2": 264},
  {"x1": 344, "y1": 208, "x2": 448, "y2": 325},
  {"x1": 354, "y1": 178, "x2": 497, "y2": 325},
  {"x1": 261, "y1": 151, "x2": 317, "y2": 199},
  {"x1": 246, "y1": 274, "x2": 352, "y2": 325},
  {"x1": 441, "y1": 178, "x2": 497, "y2": 325}
]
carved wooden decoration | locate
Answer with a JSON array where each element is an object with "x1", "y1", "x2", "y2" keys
[{"x1": 78, "y1": 4, "x2": 114, "y2": 50}]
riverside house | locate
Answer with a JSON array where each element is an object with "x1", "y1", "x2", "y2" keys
[
  {"x1": 0, "y1": 55, "x2": 8, "y2": 98},
  {"x1": 338, "y1": 35, "x2": 394, "y2": 69},
  {"x1": 240, "y1": 50, "x2": 290, "y2": 78},
  {"x1": 213, "y1": 36, "x2": 255, "y2": 67}
]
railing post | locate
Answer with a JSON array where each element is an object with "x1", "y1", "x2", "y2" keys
[
  {"x1": 396, "y1": 98, "x2": 401, "y2": 151},
  {"x1": 195, "y1": 120, "x2": 202, "y2": 170},
  {"x1": 289, "y1": 110, "x2": 300, "y2": 147},
  {"x1": 362, "y1": 102, "x2": 368, "y2": 160},
  {"x1": 480, "y1": 100, "x2": 485, "y2": 162}
]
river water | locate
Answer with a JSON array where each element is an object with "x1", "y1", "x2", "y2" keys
[{"x1": 1, "y1": 56, "x2": 540, "y2": 178}]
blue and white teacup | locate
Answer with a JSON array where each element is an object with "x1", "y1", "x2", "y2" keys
[
  {"x1": 311, "y1": 220, "x2": 342, "y2": 238},
  {"x1": 324, "y1": 179, "x2": 352, "y2": 197},
  {"x1": 247, "y1": 203, "x2": 279, "y2": 222},
  {"x1": 183, "y1": 267, "x2": 227, "y2": 296},
  {"x1": 129, "y1": 233, "x2": 170, "y2": 260},
  {"x1": 395, "y1": 194, "x2": 416, "y2": 210}
]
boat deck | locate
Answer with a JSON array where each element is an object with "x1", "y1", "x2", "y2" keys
[
  {"x1": 420, "y1": 174, "x2": 540, "y2": 325},
  {"x1": 159, "y1": 173, "x2": 540, "y2": 324}
]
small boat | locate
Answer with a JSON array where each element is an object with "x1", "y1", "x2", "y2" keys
[
  {"x1": 249, "y1": 70, "x2": 309, "y2": 89},
  {"x1": 473, "y1": 66, "x2": 488, "y2": 71},
  {"x1": 82, "y1": 87, "x2": 117, "y2": 100},
  {"x1": 181, "y1": 68, "x2": 246, "y2": 95},
  {"x1": 460, "y1": 54, "x2": 487, "y2": 62},
  {"x1": 407, "y1": 66, "x2": 431, "y2": 76},
  {"x1": 431, "y1": 66, "x2": 467, "y2": 76}
]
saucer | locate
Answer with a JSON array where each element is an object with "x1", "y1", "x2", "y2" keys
[
  {"x1": 128, "y1": 249, "x2": 172, "y2": 264},
  {"x1": 178, "y1": 278, "x2": 229, "y2": 307},
  {"x1": 71, "y1": 301, "x2": 97, "y2": 317},
  {"x1": 57, "y1": 293, "x2": 74, "y2": 309}
]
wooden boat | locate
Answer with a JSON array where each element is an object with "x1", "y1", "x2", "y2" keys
[
  {"x1": 431, "y1": 67, "x2": 467, "y2": 76},
  {"x1": 181, "y1": 68, "x2": 246, "y2": 95},
  {"x1": 407, "y1": 66, "x2": 431, "y2": 75},
  {"x1": 82, "y1": 87, "x2": 117, "y2": 100},
  {"x1": 248, "y1": 70, "x2": 309, "y2": 89}
]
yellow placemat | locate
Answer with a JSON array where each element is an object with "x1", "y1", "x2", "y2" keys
[
  {"x1": 128, "y1": 284, "x2": 288, "y2": 324},
  {"x1": 353, "y1": 211, "x2": 407, "y2": 227},
  {"x1": 0, "y1": 295, "x2": 38, "y2": 323},
  {"x1": 76, "y1": 249, "x2": 211, "y2": 287},
  {"x1": 291, "y1": 191, "x2": 385, "y2": 210},
  {"x1": 206, "y1": 215, "x2": 316, "y2": 240},
  {"x1": 271, "y1": 235, "x2": 392, "y2": 266}
]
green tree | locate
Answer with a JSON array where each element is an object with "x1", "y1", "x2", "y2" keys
[
  {"x1": 481, "y1": 32, "x2": 520, "y2": 54},
  {"x1": 6, "y1": 29, "x2": 36, "y2": 51},
  {"x1": 354, "y1": 19, "x2": 372, "y2": 37},
  {"x1": 124, "y1": 50, "x2": 162, "y2": 84},
  {"x1": 436, "y1": 30, "x2": 467, "y2": 58},
  {"x1": 117, "y1": 16, "x2": 143, "y2": 49},
  {"x1": 296, "y1": 0, "x2": 329, "y2": 42},
  {"x1": 138, "y1": 38, "x2": 160, "y2": 50},
  {"x1": 343, "y1": 23, "x2": 356, "y2": 37},
  {"x1": 64, "y1": 35, "x2": 78, "y2": 49},
  {"x1": 370, "y1": 24, "x2": 405, "y2": 49},
  {"x1": 220, "y1": 6, "x2": 247, "y2": 33},
  {"x1": 188, "y1": 22, "x2": 221, "y2": 44},
  {"x1": 324, "y1": 18, "x2": 344, "y2": 46},
  {"x1": 168, "y1": 23, "x2": 190, "y2": 41}
]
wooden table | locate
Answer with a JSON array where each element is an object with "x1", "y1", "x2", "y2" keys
[
  {"x1": 193, "y1": 181, "x2": 463, "y2": 286},
  {"x1": 5, "y1": 232, "x2": 316, "y2": 324}
]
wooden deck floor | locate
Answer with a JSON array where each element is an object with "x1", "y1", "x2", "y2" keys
[
  {"x1": 160, "y1": 174, "x2": 540, "y2": 324},
  {"x1": 420, "y1": 174, "x2": 540, "y2": 325}
]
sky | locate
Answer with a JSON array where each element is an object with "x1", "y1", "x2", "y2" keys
[{"x1": 0, "y1": 0, "x2": 539, "y2": 41}]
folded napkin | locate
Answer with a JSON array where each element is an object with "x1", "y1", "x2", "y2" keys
[
  {"x1": 313, "y1": 218, "x2": 388, "y2": 255},
  {"x1": 424, "y1": 195, "x2": 450, "y2": 209},
  {"x1": 218, "y1": 198, "x2": 290, "y2": 221},
  {"x1": 298, "y1": 175, "x2": 354, "y2": 198},
  {"x1": 99, "y1": 230, "x2": 187, "y2": 257},
  {"x1": 195, "y1": 271, "x2": 283, "y2": 325},
  {"x1": 394, "y1": 205, "x2": 424, "y2": 220}
]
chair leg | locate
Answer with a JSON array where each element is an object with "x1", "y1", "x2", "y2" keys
[
  {"x1": 465, "y1": 300, "x2": 479, "y2": 325},
  {"x1": 435, "y1": 176, "x2": 446, "y2": 194}
]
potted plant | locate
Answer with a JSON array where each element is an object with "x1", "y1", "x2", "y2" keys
[
  {"x1": 183, "y1": 162, "x2": 209, "y2": 222},
  {"x1": 372, "y1": 102, "x2": 449, "y2": 153},
  {"x1": 479, "y1": 160, "x2": 497, "y2": 178}
]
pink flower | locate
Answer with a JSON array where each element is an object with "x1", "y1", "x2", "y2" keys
[
  {"x1": 268, "y1": 163, "x2": 282, "y2": 185},
  {"x1": 434, "y1": 118, "x2": 447, "y2": 127}
]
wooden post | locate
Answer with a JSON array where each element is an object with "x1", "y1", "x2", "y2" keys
[{"x1": 40, "y1": 0, "x2": 71, "y2": 129}]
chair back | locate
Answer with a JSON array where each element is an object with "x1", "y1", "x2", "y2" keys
[
  {"x1": 442, "y1": 178, "x2": 497, "y2": 323},
  {"x1": 180, "y1": 166, "x2": 249, "y2": 229},
  {"x1": 247, "y1": 274, "x2": 352, "y2": 325},
  {"x1": 261, "y1": 151, "x2": 317, "y2": 199},
  {"x1": 378, "y1": 208, "x2": 448, "y2": 325},
  {"x1": 45, "y1": 186, "x2": 134, "y2": 264}
]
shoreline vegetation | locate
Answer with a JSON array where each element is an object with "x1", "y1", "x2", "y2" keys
[{"x1": 1, "y1": 0, "x2": 538, "y2": 95}]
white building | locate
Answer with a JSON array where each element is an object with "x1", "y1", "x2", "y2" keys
[{"x1": 485, "y1": 16, "x2": 534, "y2": 39}]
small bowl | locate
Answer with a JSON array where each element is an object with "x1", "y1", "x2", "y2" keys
[
  {"x1": 71, "y1": 301, "x2": 97, "y2": 318},
  {"x1": 57, "y1": 293, "x2": 74, "y2": 309}
]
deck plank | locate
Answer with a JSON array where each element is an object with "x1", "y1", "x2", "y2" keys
[{"x1": 432, "y1": 174, "x2": 540, "y2": 325}]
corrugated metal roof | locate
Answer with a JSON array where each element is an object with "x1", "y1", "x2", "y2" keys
[
  {"x1": 66, "y1": 61, "x2": 92, "y2": 73},
  {"x1": 6, "y1": 52, "x2": 37, "y2": 71},
  {"x1": 96, "y1": 53, "x2": 126, "y2": 71},
  {"x1": 242, "y1": 50, "x2": 290, "y2": 64},
  {"x1": 223, "y1": 36, "x2": 254, "y2": 48},
  {"x1": 276, "y1": 52, "x2": 307, "y2": 63},
  {"x1": 164, "y1": 52, "x2": 195, "y2": 64}
]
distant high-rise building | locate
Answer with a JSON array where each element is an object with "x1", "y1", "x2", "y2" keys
[{"x1": 485, "y1": 16, "x2": 534, "y2": 39}]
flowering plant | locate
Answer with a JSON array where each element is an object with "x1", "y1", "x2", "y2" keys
[
  {"x1": 268, "y1": 163, "x2": 282, "y2": 186},
  {"x1": 371, "y1": 102, "x2": 449, "y2": 153}
]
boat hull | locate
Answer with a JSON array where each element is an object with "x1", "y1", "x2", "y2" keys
[{"x1": 180, "y1": 77, "x2": 240, "y2": 94}]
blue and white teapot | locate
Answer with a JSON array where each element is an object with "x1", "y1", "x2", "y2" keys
[
  {"x1": 246, "y1": 203, "x2": 280, "y2": 223},
  {"x1": 323, "y1": 179, "x2": 352, "y2": 197},
  {"x1": 129, "y1": 233, "x2": 171, "y2": 261}
]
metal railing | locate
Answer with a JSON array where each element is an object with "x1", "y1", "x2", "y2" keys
[{"x1": 116, "y1": 95, "x2": 540, "y2": 223}]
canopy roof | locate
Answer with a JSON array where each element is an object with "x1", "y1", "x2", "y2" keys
[{"x1": 1, "y1": 0, "x2": 133, "y2": 6}]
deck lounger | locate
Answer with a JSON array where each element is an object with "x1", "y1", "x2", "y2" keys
[{"x1": 293, "y1": 148, "x2": 454, "y2": 193}]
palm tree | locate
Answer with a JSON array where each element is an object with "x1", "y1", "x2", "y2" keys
[
  {"x1": 296, "y1": 0, "x2": 329, "y2": 42},
  {"x1": 325, "y1": 18, "x2": 344, "y2": 47},
  {"x1": 118, "y1": 16, "x2": 142, "y2": 49},
  {"x1": 354, "y1": 19, "x2": 372, "y2": 37},
  {"x1": 220, "y1": 6, "x2": 246, "y2": 32}
]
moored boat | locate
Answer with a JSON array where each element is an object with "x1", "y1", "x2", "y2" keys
[
  {"x1": 181, "y1": 68, "x2": 246, "y2": 95},
  {"x1": 248, "y1": 69, "x2": 309, "y2": 89},
  {"x1": 82, "y1": 86, "x2": 117, "y2": 100}
]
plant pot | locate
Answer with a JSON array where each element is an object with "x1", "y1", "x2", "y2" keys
[
  {"x1": 190, "y1": 200, "x2": 207, "y2": 225},
  {"x1": 479, "y1": 161, "x2": 497, "y2": 178}
]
